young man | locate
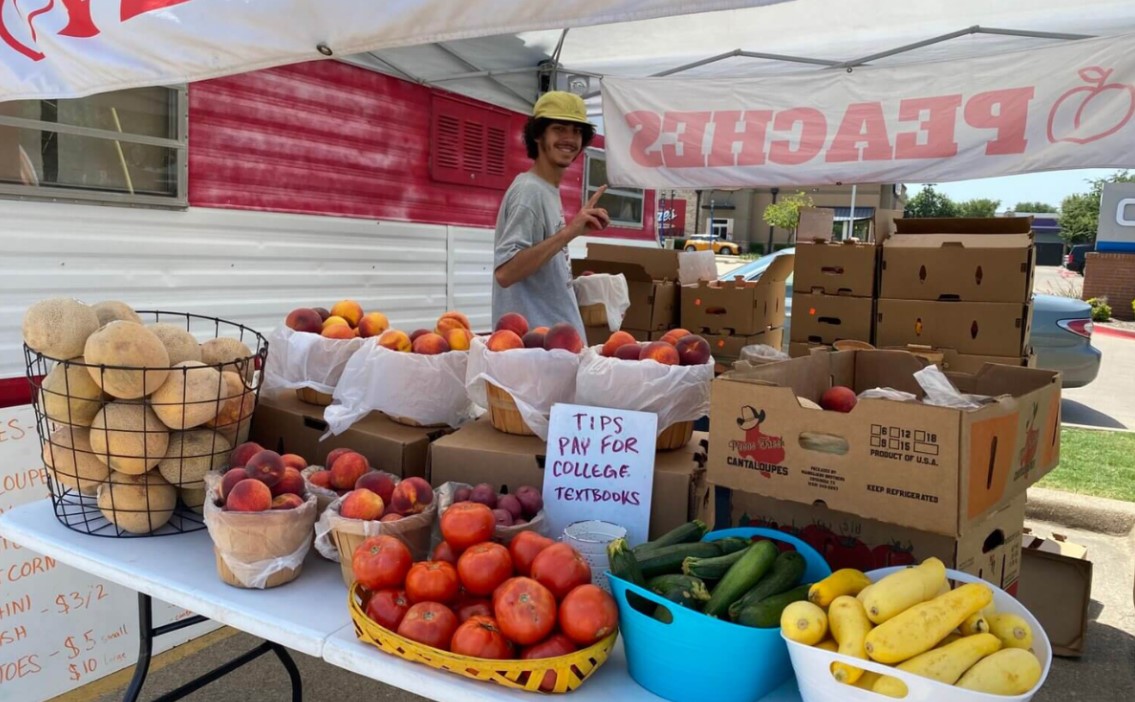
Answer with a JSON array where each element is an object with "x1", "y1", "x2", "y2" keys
[{"x1": 492, "y1": 91, "x2": 610, "y2": 335}]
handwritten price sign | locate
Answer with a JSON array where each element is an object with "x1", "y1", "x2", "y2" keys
[{"x1": 543, "y1": 404, "x2": 657, "y2": 546}]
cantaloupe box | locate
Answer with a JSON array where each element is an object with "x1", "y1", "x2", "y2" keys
[
  {"x1": 681, "y1": 254, "x2": 793, "y2": 335},
  {"x1": 706, "y1": 349, "x2": 1061, "y2": 537},
  {"x1": 793, "y1": 240, "x2": 878, "y2": 298},
  {"x1": 880, "y1": 217, "x2": 1036, "y2": 303},
  {"x1": 249, "y1": 389, "x2": 449, "y2": 479},
  {"x1": 427, "y1": 417, "x2": 710, "y2": 540},
  {"x1": 708, "y1": 488, "x2": 1025, "y2": 594}
]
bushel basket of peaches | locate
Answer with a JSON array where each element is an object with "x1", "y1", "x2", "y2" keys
[
  {"x1": 323, "y1": 311, "x2": 481, "y2": 433},
  {"x1": 575, "y1": 329, "x2": 714, "y2": 451},
  {"x1": 347, "y1": 495, "x2": 619, "y2": 693}
]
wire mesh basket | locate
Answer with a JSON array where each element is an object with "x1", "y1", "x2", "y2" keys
[{"x1": 25, "y1": 311, "x2": 269, "y2": 538}]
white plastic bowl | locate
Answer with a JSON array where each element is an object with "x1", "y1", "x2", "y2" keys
[{"x1": 784, "y1": 567, "x2": 1052, "y2": 702}]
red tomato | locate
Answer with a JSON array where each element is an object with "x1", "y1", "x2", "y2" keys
[
  {"x1": 493, "y1": 577, "x2": 557, "y2": 646},
  {"x1": 397, "y1": 602, "x2": 458, "y2": 650},
  {"x1": 529, "y1": 543, "x2": 592, "y2": 600},
  {"x1": 457, "y1": 542, "x2": 514, "y2": 596},
  {"x1": 454, "y1": 596, "x2": 494, "y2": 624},
  {"x1": 431, "y1": 540, "x2": 462, "y2": 566},
  {"x1": 508, "y1": 530, "x2": 554, "y2": 577},
  {"x1": 364, "y1": 588, "x2": 410, "y2": 631},
  {"x1": 351, "y1": 535, "x2": 412, "y2": 591},
  {"x1": 558, "y1": 584, "x2": 618, "y2": 646},
  {"x1": 521, "y1": 633, "x2": 579, "y2": 692},
  {"x1": 405, "y1": 561, "x2": 460, "y2": 604},
  {"x1": 440, "y1": 501, "x2": 496, "y2": 550},
  {"x1": 450, "y1": 615, "x2": 515, "y2": 659}
]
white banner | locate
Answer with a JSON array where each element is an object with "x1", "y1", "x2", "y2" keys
[
  {"x1": 0, "y1": 0, "x2": 783, "y2": 102},
  {"x1": 602, "y1": 33, "x2": 1135, "y2": 188}
]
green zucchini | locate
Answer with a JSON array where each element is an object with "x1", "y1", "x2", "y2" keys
[
  {"x1": 647, "y1": 574, "x2": 711, "y2": 608},
  {"x1": 727, "y1": 550, "x2": 807, "y2": 620},
  {"x1": 607, "y1": 537, "x2": 646, "y2": 588},
  {"x1": 636, "y1": 542, "x2": 720, "y2": 578},
  {"x1": 632, "y1": 520, "x2": 707, "y2": 556},
  {"x1": 702, "y1": 540, "x2": 779, "y2": 617},
  {"x1": 682, "y1": 548, "x2": 749, "y2": 581},
  {"x1": 711, "y1": 537, "x2": 750, "y2": 555},
  {"x1": 734, "y1": 584, "x2": 812, "y2": 628}
]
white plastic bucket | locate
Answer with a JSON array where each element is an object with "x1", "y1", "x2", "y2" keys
[{"x1": 563, "y1": 520, "x2": 627, "y2": 593}]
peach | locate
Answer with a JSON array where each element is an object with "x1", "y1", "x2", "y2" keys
[
  {"x1": 271, "y1": 493, "x2": 304, "y2": 510},
  {"x1": 331, "y1": 452, "x2": 370, "y2": 490},
  {"x1": 272, "y1": 467, "x2": 306, "y2": 497},
  {"x1": 330, "y1": 300, "x2": 364, "y2": 327},
  {"x1": 533, "y1": 326, "x2": 549, "y2": 334},
  {"x1": 321, "y1": 324, "x2": 355, "y2": 340},
  {"x1": 614, "y1": 342, "x2": 644, "y2": 361},
  {"x1": 389, "y1": 476, "x2": 433, "y2": 515},
  {"x1": 220, "y1": 469, "x2": 246, "y2": 501},
  {"x1": 225, "y1": 479, "x2": 273, "y2": 512},
  {"x1": 377, "y1": 329, "x2": 412, "y2": 353},
  {"x1": 412, "y1": 332, "x2": 451, "y2": 355},
  {"x1": 522, "y1": 331, "x2": 546, "y2": 349},
  {"x1": 675, "y1": 334, "x2": 711, "y2": 366},
  {"x1": 281, "y1": 453, "x2": 307, "y2": 470},
  {"x1": 340, "y1": 488, "x2": 385, "y2": 520},
  {"x1": 409, "y1": 329, "x2": 432, "y2": 342},
  {"x1": 313, "y1": 307, "x2": 331, "y2": 322},
  {"x1": 285, "y1": 308, "x2": 323, "y2": 334},
  {"x1": 322, "y1": 315, "x2": 350, "y2": 330},
  {"x1": 641, "y1": 341, "x2": 680, "y2": 366},
  {"x1": 820, "y1": 386, "x2": 858, "y2": 413},
  {"x1": 356, "y1": 471, "x2": 397, "y2": 505},
  {"x1": 380, "y1": 512, "x2": 403, "y2": 522},
  {"x1": 543, "y1": 323, "x2": 583, "y2": 353},
  {"x1": 486, "y1": 329, "x2": 524, "y2": 352},
  {"x1": 244, "y1": 449, "x2": 286, "y2": 488},
  {"x1": 325, "y1": 447, "x2": 353, "y2": 469},
  {"x1": 436, "y1": 311, "x2": 471, "y2": 331},
  {"x1": 601, "y1": 331, "x2": 638, "y2": 357},
  {"x1": 228, "y1": 441, "x2": 263, "y2": 469},
  {"x1": 357, "y1": 312, "x2": 390, "y2": 338},
  {"x1": 445, "y1": 327, "x2": 474, "y2": 351},
  {"x1": 309, "y1": 470, "x2": 333, "y2": 489},
  {"x1": 495, "y1": 312, "x2": 529, "y2": 338},
  {"x1": 659, "y1": 328, "x2": 692, "y2": 346}
]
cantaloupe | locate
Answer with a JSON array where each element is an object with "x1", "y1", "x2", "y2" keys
[
  {"x1": 150, "y1": 361, "x2": 224, "y2": 430},
  {"x1": 42, "y1": 426, "x2": 111, "y2": 495},
  {"x1": 205, "y1": 371, "x2": 255, "y2": 443},
  {"x1": 89, "y1": 402, "x2": 170, "y2": 475},
  {"x1": 22, "y1": 297, "x2": 100, "y2": 360},
  {"x1": 200, "y1": 337, "x2": 255, "y2": 381},
  {"x1": 97, "y1": 470, "x2": 177, "y2": 534},
  {"x1": 179, "y1": 485, "x2": 207, "y2": 515},
  {"x1": 157, "y1": 429, "x2": 230, "y2": 488},
  {"x1": 147, "y1": 323, "x2": 203, "y2": 366},
  {"x1": 39, "y1": 358, "x2": 105, "y2": 426},
  {"x1": 92, "y1": 300, "x2": 143, "y2": 327},
  {"x1": 83, "y1": 321, "x2": 171, "y2": 399}
]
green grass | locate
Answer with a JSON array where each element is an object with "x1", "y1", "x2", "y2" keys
[{"x1": 1037, "y1": 428, "x2": 1135, "y2": 501}]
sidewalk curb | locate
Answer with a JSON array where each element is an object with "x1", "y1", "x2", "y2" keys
[
  {"x1": 1096, "y1": 323, "x2": 1135, "y2": 340},
  {"x1": 1026, "y1": 487, "x2": 1135, "y2": 536}
]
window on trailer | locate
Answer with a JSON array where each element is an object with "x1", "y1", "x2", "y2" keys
[
  {"x1": 583, "y1": 149, "x2": 644, "y2": 228},
  {"x1": 0, "y1": 86, "x2": 187, "y2": 207}
]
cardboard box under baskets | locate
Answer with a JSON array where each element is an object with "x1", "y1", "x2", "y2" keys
[{"x1": 348, "y1": 581, "x2": 617, "y2": 693}]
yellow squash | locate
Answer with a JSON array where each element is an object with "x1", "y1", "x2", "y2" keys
[
  {"x1": 780, "y1": 601, "x2": 828, "y2": 645},
  {"x1": 814, "y1": 638, "x2": 838, "y2": 652},
  {"x1": 828, "y1": 595, "x2": 873, "y2": 684},
  {"x1": 809, "y1": 569, "x2": 872, "y2": 607},
  {"x1": 864, "y1": 583, "x2": 993, "y2": 664},
  {"x1": 872, "y1": 633, "x2": 1002, "y2": 697},
  {"x1": 960, "y1": 611, "x2": 990, "y2": 636},
  {"x1": 956, "y1": 648, "x2": 1043, "y2": 695},
  {"x1": 986, "y1": 612, "x2": 1034, "y2": 650},
  {"x1": 861, "y1": 557, "x2": 948, "y2": 624}
]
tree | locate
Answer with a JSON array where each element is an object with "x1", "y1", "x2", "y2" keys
[
  {"x1": 1014, "y1": 201, "x2": 1057, "y2": 213},
  {"x1": 762, "y1": 190, "x2": 815, "y2": 235},
  {"x1": 904, "y1": 185, "x2": 959, "y2": 218},
  {"x1": 1059, "y1": 170, "x2": 1135, "y2": 245},
  {"x1": 956, "y1": 198, "x2": 1002, "y2": 218}
]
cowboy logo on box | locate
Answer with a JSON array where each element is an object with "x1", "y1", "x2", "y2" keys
[{"x1": 726, "y1": 406, "x2": 787, "y2": 478}]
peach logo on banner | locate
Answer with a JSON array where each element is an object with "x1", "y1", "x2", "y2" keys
[
  {"x1": 1047, "y1": 67, "x2": 1135, "y2": 145},
  {"x1": 0, "y1": 0, "x2": 189, "y2": 61}
]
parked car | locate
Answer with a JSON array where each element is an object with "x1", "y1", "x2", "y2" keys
[
  {"x1": 683, "y1": 234, "x2": 741, "y2": 256},
  {"x1": 1063, "y1": 244, "x2": 1092, "y2": 274},
  {"x1": 722, "y1": 247, "x2": 1101, "y2": 388}
]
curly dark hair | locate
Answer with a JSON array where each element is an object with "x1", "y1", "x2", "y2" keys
[{"x1": 523, "y1": 117, "x2": 596, "y2": 160}]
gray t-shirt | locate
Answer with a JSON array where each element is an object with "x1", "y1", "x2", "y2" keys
[{"x1": 492, "y1": 172, "x2": 585, "y2": 335}]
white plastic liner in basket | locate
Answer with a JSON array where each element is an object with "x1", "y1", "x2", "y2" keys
[
  {"x1": 571, "y1": 273, "x2": 631, "y2": 331},
  {"x1": 575, "y1": 347, "x2": 713, "y2": 430},
  {"x1": 262, "y1": 326, "x2": 366, "y2": 394},
  {"x1": 323, "y1": 344, "x2": 480, "y2": 434},
  {"x1": 465, "y1": 336, "x2": 580, "y2": 441}
]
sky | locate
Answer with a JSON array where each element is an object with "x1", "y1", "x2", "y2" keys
[{"x1": 906, "y1": 168, "x2": 1126, "y2": 211}]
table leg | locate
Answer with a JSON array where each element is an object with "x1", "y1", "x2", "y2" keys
[{"x1": 122, "y1": 592, "x2": 304, "y2": 702}]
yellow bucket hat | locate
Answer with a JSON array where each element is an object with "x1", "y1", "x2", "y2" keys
[{"x1": 532, "y1": 90, "x2": 594, "y2": 126}]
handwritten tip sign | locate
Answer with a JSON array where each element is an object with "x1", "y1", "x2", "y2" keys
[{"x1": 542, "y1": 403, "x2": 658, "y2": 547}]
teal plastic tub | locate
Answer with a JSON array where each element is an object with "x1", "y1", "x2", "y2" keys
[{"x1": 607, "y1": 527, "x2": 831, "y2": 702}]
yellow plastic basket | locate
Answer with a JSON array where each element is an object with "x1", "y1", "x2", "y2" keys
[{"x1": 348, "y1": 582, "x2": 617, "y2": 693}]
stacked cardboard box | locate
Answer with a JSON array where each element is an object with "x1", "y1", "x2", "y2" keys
[
  {"x1": 789, "y1": 240, "x2": 877, "y2": 357},
  {"x1": 875, "y1": 217, "x2": 1036, "y2": 367},
  {"x1": 571, "y1": 244, "x2": 683, "y2": 347}
]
